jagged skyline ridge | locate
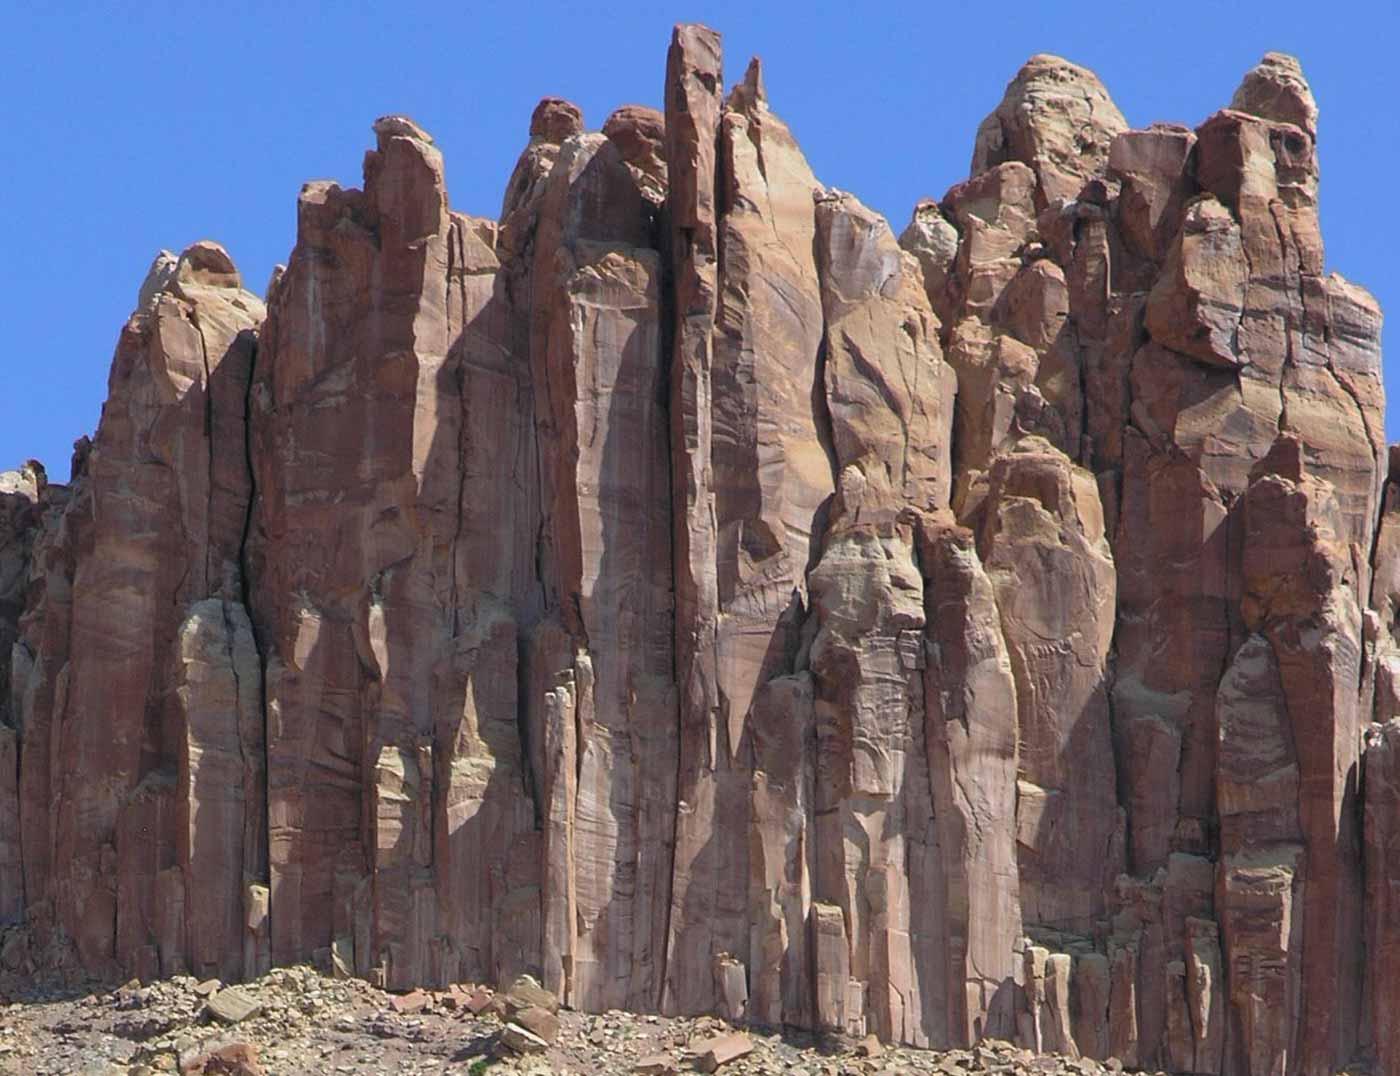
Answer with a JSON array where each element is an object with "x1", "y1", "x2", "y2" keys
[{"x1": 3, "y1": 3, "x2": 1395, "y2": 480}]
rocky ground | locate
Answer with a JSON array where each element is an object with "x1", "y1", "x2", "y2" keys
[{"x1": 0, "y1": 964, "x2": 1158, "y2": 1076}]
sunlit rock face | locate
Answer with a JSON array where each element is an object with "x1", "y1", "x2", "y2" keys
[{"x1": 1, "y1": 31, "x2": 1391, "y2": 1076}]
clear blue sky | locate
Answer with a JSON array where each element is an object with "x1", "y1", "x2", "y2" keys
[{"x1": 3, "y1": 2, "x2": 1395, "y2": 480}]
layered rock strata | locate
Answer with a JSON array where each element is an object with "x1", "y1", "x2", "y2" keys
[{"x1": 0, "y1": 32, "x2": 1391, "y2": 1076}]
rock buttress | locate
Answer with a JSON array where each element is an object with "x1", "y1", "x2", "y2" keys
[{"x1": 8, "y1": 244, "x2": 265, "y2": 983}]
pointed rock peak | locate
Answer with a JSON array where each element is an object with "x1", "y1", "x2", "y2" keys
[
  {"x1": 365, "y1": 114, "x2": 448, "y2": 242},
  {"x1": 176, "y1": 241, "x2": 242, "y2": 290},
  {"x1": 1253, "y1": 432, "x2": 1308, "y2": 485},
  {"x1": 373, "y1": 114, "x2": 434, "y2": 147},
  {"x1": 972, "y1": 53, "x2": 1127, "y2": 208},
  {"x1": 728, "y1": 56, "x2": 767, "y2": 112},
  {"x1": 265, "y1": 263, "x2": 287, "y2": 304},
  {"x1": 70, "y1": 434, "x2": 92, "y2": 479},
  {"x1": 815, "y1": 189, "x2": 904, "y2": 301},
  {"x1": 135, "y1": 249, "x2": 180, "y2": 310},
  {"x1": 1231, "y1": 52, "x2": 1317, "y2": 137},
  {"x1": 899, "y1": 198, "x2": 959, "y2": 265},
  {"x1": 530, "y1": 97, "x2": 584, "y2": 143}
]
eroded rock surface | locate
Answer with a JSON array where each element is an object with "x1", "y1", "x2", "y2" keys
[{"x1": 0, "y1": 26, "x2": 1392, "y2": 1076}]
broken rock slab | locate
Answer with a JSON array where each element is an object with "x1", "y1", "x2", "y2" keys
[
  {"x1": 504, "y1": 974, "x2": 560, "y2": 1016},
  {"x1": 694, "y1": 1030, "x2": 754, "y2": 1072},
  {"x1": 513, "y1": 1004, "x2": 561, "y2": 1044},
  {"x1": 389, "y1": 989, "x2": 429, "y2": 1014},
  {"x1": 501, "y1": 1021, "x2": 551, "y2": 1055},
  {"x1": 205, "y1": 986, "x2": 263, "y2": 1025}
]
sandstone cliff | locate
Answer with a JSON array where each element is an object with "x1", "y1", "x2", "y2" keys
[{"x1": 0, "y1": 29, "x2": 1392, "y2": 1076}]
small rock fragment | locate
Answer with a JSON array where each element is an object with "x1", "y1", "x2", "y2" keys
[
  {"x1": 467, "y1": 987, "x2": 498, "y2": 1016},
  {"x1": 858, "y1": 1033, "x2": 884, "y2": 1058},
  {"x1": 179, "y1": 1040, "x2": 265, "y2": 1075}
]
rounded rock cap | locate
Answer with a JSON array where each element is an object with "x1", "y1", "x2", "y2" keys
[
  {"x1": 602, "y1": 104, "x2": 664, "y2": 143},
  {"x1": 602, "y1": 105, "x2": 665, "y2": 166},
  {"x1": 530, "y1": 97, "x2": 584, "y2": 143},
  {"x1": 1017, "y1": 53, "x2": 1102, "y2": 82},
  {"x1": 1230, "y1": 52, "x2": 1317, "y2": 136},
  {"x1": 603, "y1": 104, "x2": 668, "y2": 203},
  {"x1": 176, "y1": 240, "x2": 241, "y2": 289},
  {"x1": 972, "y1": 52, "x2": 1126, "y2": 207},
  {"x1": 373, "y1": 114, "x2": 434, "y2": 144}
]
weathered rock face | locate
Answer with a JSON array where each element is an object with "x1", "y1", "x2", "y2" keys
[
  {"x1": 0, "y1": 463, "x2": 42, "y2": 928},
  {"x1": 3, "y1": 243, "x2": 266, "y2": 984},
  {"x1": 978, "y1": 442, "x2": 1121, "y2": 935},
  {"x1": 0, "y1": 29, "x2": 1392, "y2": 1076},
  {"x1": 527, "y1": 126, "x2": 675, "y2": 1014}
]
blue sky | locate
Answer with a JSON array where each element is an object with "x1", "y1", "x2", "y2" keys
[{"x1": 3, "y1": 2, "x2": 1395, "y2": 479}]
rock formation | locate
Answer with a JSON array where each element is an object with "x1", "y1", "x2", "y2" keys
[{"x1": 0, "y1": 29, "x2": 1391, "y2": 1076}]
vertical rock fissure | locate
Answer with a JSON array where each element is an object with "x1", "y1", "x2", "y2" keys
[
  {"x1": 446, "y1": 224, "x2": 464, "y2": 641},
  {"x1": 193, "y1": 308, "x2": 217, "y2": 599},
  {"x1": 235, "y1": 332, "x2": 271, "y2": 900},
  {"x1": 520, "y1": 519, "x2": 545, "y2": 823}
]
